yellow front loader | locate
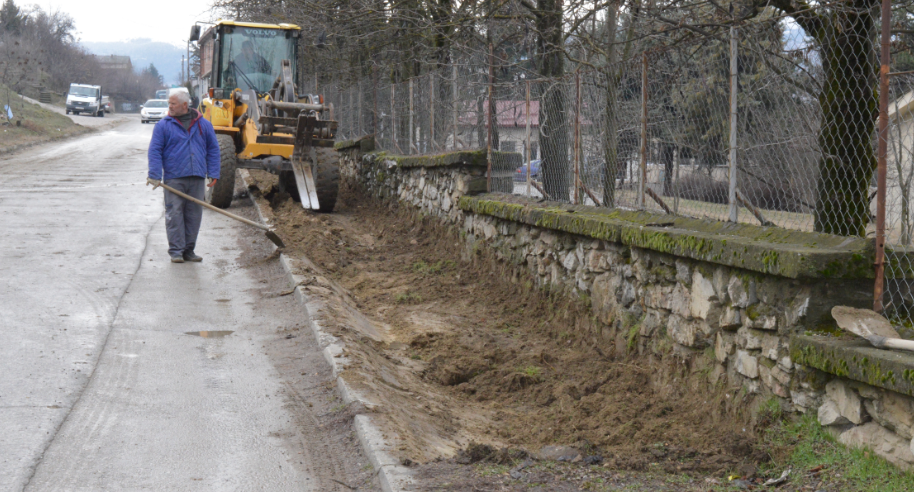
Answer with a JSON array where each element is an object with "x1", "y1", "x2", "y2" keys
[{"x1": 191, "y1": 20, "x2": 338, "y2": 212}]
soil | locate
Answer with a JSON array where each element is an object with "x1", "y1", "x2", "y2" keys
[
  {"x1": 243, "y1": 170, "x2": 776, "y2": 489},
  {"x1": 228, "y1": 194, "x2": 381, "y2": 491}
]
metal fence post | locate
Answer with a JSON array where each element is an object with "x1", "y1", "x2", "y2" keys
[
  {"x1": 409, "y1": 78, "x2": 415, "y2": 154},
  {"x1": 639, "y1": 53, "x2": 648, "y2": 210},
  {"x1": 526, "y1": 79, "x2": 532, "y2": 197},
  {"x1": 728, "y1": 24, "x2": 739, "y2": 223},
  {"x1": 574, "y1": 72, "x2": 581, "y2": 205},
  {"x1": 875, "y1": 0, "x2": 891, "y2": 312}
]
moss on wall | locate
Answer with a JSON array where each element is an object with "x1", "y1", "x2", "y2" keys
[
  {"x1": 791, "y1": 335, "x2": 914, "y2": 397},
  {"x1": 458, "y1": 195, "x2": 877, "y2": 280}
]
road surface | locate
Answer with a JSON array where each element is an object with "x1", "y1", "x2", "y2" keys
[{"x1": 0, "y1": 117, "x2": 371, "y2": 491}]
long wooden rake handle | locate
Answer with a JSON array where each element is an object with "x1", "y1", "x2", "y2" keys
[{"x1": 146, "y1": 178, "x2": 269, "y2": 231}]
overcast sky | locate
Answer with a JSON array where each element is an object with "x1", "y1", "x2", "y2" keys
[{"x1": 49, "y1": 0, "x2": 219, "y2": 45}]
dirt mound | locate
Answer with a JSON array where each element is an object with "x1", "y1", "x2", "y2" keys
[{"x1": 246, "y1": 170, "x2": 767, "y2": 475}]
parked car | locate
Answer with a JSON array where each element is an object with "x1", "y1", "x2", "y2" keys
[
  {"x1": 140, "y1": 100, "x2": 168, "y2": 123},
  {"x1": 514, "y1": 159, "x2": 541, "y2": 182}
]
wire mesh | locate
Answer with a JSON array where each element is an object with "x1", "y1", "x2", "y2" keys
[
  {"x1": 312, "y1": 4, "x2": 908, "y2": 318},
  {"x1": 883, "y1": 72, "x2": 914, "y2": 322}
]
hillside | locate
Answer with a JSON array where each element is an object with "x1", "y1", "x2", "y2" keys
[
  {"x1": 82, "y1": 39, "x2": 185, "y2": 85},
  {"x1": 0, "y1": 86, "x2": 89, "y2": 153}
]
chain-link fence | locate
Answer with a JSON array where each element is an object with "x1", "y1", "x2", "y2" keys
[{"x1": 315, "y1": 3, "x2": 913, "y2": 319}]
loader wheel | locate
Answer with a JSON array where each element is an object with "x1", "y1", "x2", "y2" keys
[
  {"x1": 206, "y1": 134, "x2": 237, "y2": 209},
  {"x1": 313, "y1": 147, "x2": 339, "y2": 213}
]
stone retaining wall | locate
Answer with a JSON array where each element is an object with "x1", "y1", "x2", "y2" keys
[{"x1": 336, "y1": 140, "x2": 914, "y2": 469}]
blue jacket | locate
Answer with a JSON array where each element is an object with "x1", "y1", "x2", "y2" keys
[{"x1": 147, "y1": 109, "x2": 221, "y2": 181}]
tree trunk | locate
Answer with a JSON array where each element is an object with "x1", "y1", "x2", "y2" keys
[
  {"x1": 602, "y1": 71, "x2": 622, "y2": 206},
  {"x1": 536, "y1": 0, "x2": 569, "y2": 201},
  {"x1": 812, "y1": 3, "x2": 879, "y2": 236}
]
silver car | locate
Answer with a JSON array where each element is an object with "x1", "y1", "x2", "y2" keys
[{"x1": 140, "y1": 100, "x2": 168, "y2": 124}]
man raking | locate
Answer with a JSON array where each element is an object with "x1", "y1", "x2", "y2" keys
[{"x1": 147, "y1": 91, "x2": 221, "y2": 263}]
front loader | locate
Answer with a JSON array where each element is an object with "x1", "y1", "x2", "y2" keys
[{"x1": 191, "y1": 20, "x2": 338, "y2": 212}]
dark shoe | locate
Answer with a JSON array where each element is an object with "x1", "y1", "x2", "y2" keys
[
  {"x1": 183, "y1": 252, "x2": 203, "y2": 262},
  {"x1": 170, "y1": 256, "x2": 185, "y2": 263}
]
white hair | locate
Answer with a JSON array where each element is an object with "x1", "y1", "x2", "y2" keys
[{"x1": 169, "y1": 91, "x2": 191, "y2": 105}]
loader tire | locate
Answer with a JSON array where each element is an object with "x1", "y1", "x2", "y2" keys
[
  {"x1": 313, "y1": 147, "x2": 339, "y2": 213},
  {"x1": 206, "y1": 134, "x2": 237, "y2": 209}
]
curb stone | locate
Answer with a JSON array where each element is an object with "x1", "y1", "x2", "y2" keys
[{"x1": 239, "y1": 170, "x2": 414, "y2": 491}]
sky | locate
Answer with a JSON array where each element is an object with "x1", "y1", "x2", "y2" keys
[{"x1": 45, "y1": 0, "x2": 219, "y2": 46}]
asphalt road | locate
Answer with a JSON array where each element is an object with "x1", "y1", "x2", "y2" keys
[{"x1": 0, "y1": 117, "x2": 362, "y2": 490}]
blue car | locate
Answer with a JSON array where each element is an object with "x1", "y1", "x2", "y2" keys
[{"x1": 514, "y1": 159, "x2": 541, "y2": 182}]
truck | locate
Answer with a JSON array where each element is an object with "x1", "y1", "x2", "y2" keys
[{"x1": 66, "y1": 83, "x2": 107, "y2": 117}]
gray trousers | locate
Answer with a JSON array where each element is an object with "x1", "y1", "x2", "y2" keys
[{"x1": 163, "y1": 177, "x2": 205, "y2": 258}]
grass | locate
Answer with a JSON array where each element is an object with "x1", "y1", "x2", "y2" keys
[
  {"x1": 519, "y1": 365, "x2": 543, "y2": 379},
  {"x1": 759, "y1": 412, "x2": 914, "y2": 491},
  {"x1": 395, "y1": 291, "x2": 423, "y2": 304},
  {"x1": 412, "y1": 259, "x2": 456, "y2": 276},
  {"x1": 0, "y1": 83, "x2": 87, "y2": 152},
  {"x1": 474, "y1": 463, "x2": 512, "y2": 477}
]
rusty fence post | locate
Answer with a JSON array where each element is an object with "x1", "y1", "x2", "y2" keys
[{"x1": 875, "y1": 0, "x2": 891, "y2": 312}]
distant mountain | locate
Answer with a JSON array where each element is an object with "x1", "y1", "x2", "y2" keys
[{"x1": 81, "y1": 39, "x2": 187, "y2": 85}]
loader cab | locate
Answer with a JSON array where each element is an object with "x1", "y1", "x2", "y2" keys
[{"x1": 199, "y1": 21, "x2": 301, "y2": 95}]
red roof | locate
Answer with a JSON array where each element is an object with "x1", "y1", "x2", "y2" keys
[{"x1": 458, "y1": 100, "x2": 540, "y2": 127}]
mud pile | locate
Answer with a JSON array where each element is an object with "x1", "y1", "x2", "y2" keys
[{"x1": 246, "y1": 170, "x2": 768, "y2": 474}]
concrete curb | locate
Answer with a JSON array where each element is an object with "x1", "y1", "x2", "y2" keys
[{"x1": 238, "y1": 170, "x2": 413, "y2": 491}]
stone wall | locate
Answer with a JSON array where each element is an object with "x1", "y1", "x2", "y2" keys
[{"x1": 337, "y1": 141, "x2": 914, "y2": 470}]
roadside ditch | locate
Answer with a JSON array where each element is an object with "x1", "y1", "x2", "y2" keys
[{"x1": 242, "y1": 170, "x2": 784, "y2": 488}]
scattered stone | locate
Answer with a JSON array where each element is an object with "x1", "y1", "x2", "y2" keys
[
  {"x1": 535, "y1": 445, "x2": 581, "y2": 462},
  {"x1": 583, "y1": 455, "x2": 603, "y2": 465}
]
